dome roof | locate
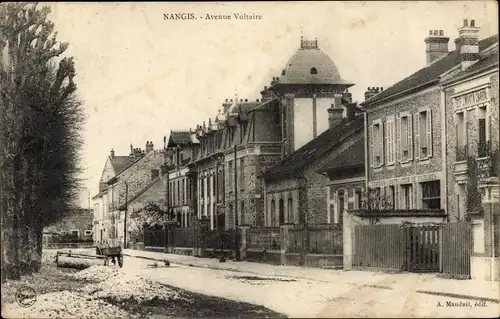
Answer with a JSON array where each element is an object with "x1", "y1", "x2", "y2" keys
[{"x1": 279, "y1": 38, "x2": 347, "y2": 85}]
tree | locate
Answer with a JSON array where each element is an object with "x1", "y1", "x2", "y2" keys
[
  {"x1": 128, "y1": 203, "x2": 168, "y2": 239},
  {"x1": 1, "y1": 3, "x2": 84, "y2": 281},
  {"x1": 359, "y1": 187, "x2": 394, "y2": 225}
]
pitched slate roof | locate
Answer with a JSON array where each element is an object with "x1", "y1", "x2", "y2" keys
[
  {"x1": 317, "y1": 138, "x2": 365, "y2": 173},
  {"x1": 168, "y1": 130, "x2": 191, "y2": 146},
  {"x1": 110, "y1": 156, "x2": 134, "y2": 175},
  {"x1": 361, "y1": 34, "x2": 499, "y2": 106},
  {"x1": 263, "y1": 115, "x2": 364, "y2": 180},
  {"x1": 446, "y1": 48, "x2": 499, "y2": 83}
]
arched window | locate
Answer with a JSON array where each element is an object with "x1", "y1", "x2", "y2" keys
[
  {"x1": 287, "y1": 198, "x2": 293, "y2": 223},
  {"x1": 279, "y1": 198, "x2": 285, "y2": 224},
  {"x1": 310, "y1": 67, "x2": 318, "y2": 74},
  {"x1": 270, "y1": 199, "x2": 276, "y2": 226}
]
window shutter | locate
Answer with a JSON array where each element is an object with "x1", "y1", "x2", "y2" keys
[
  {"x1": 427, "y1": 109, "x2": 433, "y2": 157},
  {"x1": 415, "y1": 113, "x2": 420, "y2": 160},
  {"x1": 397, "y1": 116, "x2": 402, "y2": 162},
  {"x1": 386, "y1": 121, "x2": 391, "y2": 164},
  {"x1": 380, "y1": 122, "x2": 385, "y2": 165},
  {"x1": 370, "y1": 125, "x2": 374, "y2": 167},
  {"x1": 408, "y1": 115, "x2": 413, "y2": 160}
]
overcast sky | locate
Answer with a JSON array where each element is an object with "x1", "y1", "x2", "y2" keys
[{"x1": 46, "y1": 1, "x2": 498, "y2": 208}]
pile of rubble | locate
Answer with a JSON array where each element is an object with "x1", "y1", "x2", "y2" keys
[
  {"x1": 73, "y1": 265, "x2": 120, "y2": 282},
  {"x1": 80, "y1": 271, "x2": 184, "y2": 303},
  {"x1": 1, "y1": 290, "x2": 130, "y2": 319}
]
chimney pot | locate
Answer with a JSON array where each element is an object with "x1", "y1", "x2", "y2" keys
[
  {"x1": 256, "y1": 99, "x2": 259, "y2": 102},
  {"x1": 264, "y1": 86, "x2": 267, "y2": 90},
  {"x1": 429, "y1": 30, "x2": 433, "y2": 36},
  {"x1": 245, "y1": 99, "x2": 248, "y2": 102},
  {"x1": 225, "y1": 98, "x2": 228, "y2": 102},
  {"x1": 439, "y1": 30, "x2": 444, "y2": 36},
  {"x1": 110, "y1": 149, "x2": 115, "y2": 158},
  {"x1": 470, "y1": 19, "x2": 475, "y2": 27},
  {"x1": 463, "y1": 19, "x2": 468, "y2": 27}
]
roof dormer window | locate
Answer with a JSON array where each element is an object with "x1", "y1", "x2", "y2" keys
[{"x1": 310, "y1": 67, "x2": 318, "y2": 74}]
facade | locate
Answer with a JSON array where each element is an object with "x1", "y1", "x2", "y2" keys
[
  {"x1": 93, "y1": 142, "x2": 165, "y2": 244},
  {"x1": 360, "y1": 20, "x2": 497, "y2": 221},
  {"x1": 441, "y1": 22, "x2": 499, "y2": 220},
  {"x1": 165, "y1": 130, "x2": 199, "y2": 228},
  {"x1": 317, "y1": 137, "x2": 365, "y2": 224}
]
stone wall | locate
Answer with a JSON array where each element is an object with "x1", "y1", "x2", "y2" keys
[
  {"x1": 116, "y1": 150, "x2": 166, "y2": 205},
  {"x1": 367, "y1": 88, "x2": 443, "y2": 182}
]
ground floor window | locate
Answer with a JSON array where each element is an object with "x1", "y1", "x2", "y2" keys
[
  {"x1": 401, "y1": 184, "x2": 413, "y2": 209},
  {"x1": 354, "y1": 189, "x2": 363, "y2": 209},
  {"x1": 337, "y1": 190, "x2": 346, "y2": 224},
  {"x1": 421, "y1": 180, "x2": 440, "y2": 209},
  {"x1": 279, "y1": 199, "x2": 285, "y2": 224}
]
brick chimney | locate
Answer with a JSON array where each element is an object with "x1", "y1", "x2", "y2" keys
[
  {"x1": 364, "y1": 87, "x2": 382, "y2": 101},
  {"x1": 110, "y1": 149, "x2": 115, "y2": 159},
  {"x1": 425, "y1": 29, "x2": 449, "y2": 65},
  {"x1": 146, "y1": 141, "x2": 154, "y2": 153},
  {"x1": 328, "y1": 104, "x2": 344, "y2": 129},
  {"x1": 455, "y1": 19, "x2": 480, "y2": 71}
]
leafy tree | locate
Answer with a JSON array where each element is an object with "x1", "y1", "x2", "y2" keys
[{"x1": 1, "y1": 3, "x2": 84, "y2": 281}]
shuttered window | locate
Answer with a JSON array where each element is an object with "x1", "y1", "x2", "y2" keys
[
  {"x1": 386, "y1": 116, "x2": 395, "y2": 164},
  {"x1": 399, "y1": 114, "x2": 413, "y2": 162}
]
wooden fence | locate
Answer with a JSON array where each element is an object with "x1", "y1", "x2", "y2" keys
[
  {"x1": 353, "y1": 224, "x2": 405, "y2": 270},
  {"x1": 441, "y1": 221, "x2": 471, "y2": 278},
  {"x1": 353, "y1": 222, "x2": 471, "y2": 277}
]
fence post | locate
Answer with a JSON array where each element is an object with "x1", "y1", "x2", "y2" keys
[
  {"x1": 239, "y1": 225, "x2": 250, "y2": 260},
  {"x1": 343, "y1": 212, "x2": 353, "y2": 270},
  {"x1": 280, "y1": 223, "x2": 293, "y2": 265},
  {"x1": 439, "y1": 226, "x2": 443, "y2": 272}
]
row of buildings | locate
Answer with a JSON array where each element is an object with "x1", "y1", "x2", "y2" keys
[{"x1": 92, "y1": 19, "x2": 498, "y2": 246}]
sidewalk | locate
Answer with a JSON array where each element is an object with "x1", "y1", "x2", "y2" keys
[{"x1": 123, "y1": 248, "x2": 500, "y2": 303}]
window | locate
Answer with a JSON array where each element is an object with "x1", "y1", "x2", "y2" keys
[
  {"x1": 399, "y1": 114, "x2": 413, "y2": 161},
  {"x1": 279, "y1": 199, "x2": 285, "y2": 224},
  {"x1": 270, "y1": 199, "x2": 276, "y2": 226},
  {"x1": 477, "y1": 106, "x2": 489, "y2": 158},
  {"x1": 240, "y1": 158, "x2": 245, "y2": 190},
  {"x1": 417, "y1": 110, "x2": 432, "y2": 159},
  {"x1": 241, "y1": 202, "x2": 245, "y2": 224},
  {"x1": 177, "y1": 180, "x2": 180, "y2": 205},
  {"x1": 386, "y1": 117, "x2": 395, "y2": 164},
  {"x1": 181, "y1": 179, "x2": 185, "y2": 204},
  {"x1": 287, "y1": 198, "x2": 293, "y2": 223},
  {"x1": 401, "y1": 184, "x2": 413, "y2": 209},
  {"x1": 337, "y1": 190, "x2": 345, "y2": 224},
  {"x1": 207, "y1": 177, "x2": 211, "y2": 201},
  {"x1": 84, "y1": 230, "x2": 92, "y2": 236},
  {"x1": 310, "y1": 67, "x2": 318, "y2": 74},
  {"x1": 228, "y1": 161, "x2": 233, "y2": 191},
  {"x1": 388, "y1": 185, "x2": 395, "y2": 209},
  {"x1": 456, "y1": 112, "x2": 467, "y2": 161},
  {"x1": 370, "y1": 121, "x2": 384, "y2": 167},
  {"x1": 354, "y1": 189, "x2": 363, "y2": 210},
  {"x1": 421, "y1": 180, "x2": 440, "y2": 209}
]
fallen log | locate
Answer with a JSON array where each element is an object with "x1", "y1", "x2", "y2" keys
[{"x1": 56, "y1": 255, "x2": 107, "y2": 269}]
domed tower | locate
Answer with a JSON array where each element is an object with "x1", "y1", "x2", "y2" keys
[{"x1": 263, "y1": 37, "x2": 354, "y2": 154}]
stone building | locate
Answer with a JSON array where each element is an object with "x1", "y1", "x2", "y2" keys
[
  {"x1": 93, "y1": 142, "x2": 165, "y2": 244},
  {"x1": 260, "y1": 37, "x2": 361, "y2": 226},
  {"x1": 360, "y1": 21, "x2": 497, "y2": 221},
  {"x1": 317, "y1": 135, "x2": 365, "y2": 224},
  {"x1": 165, "y1": 130, "x2": 199, "y2": 227},
  {"x1": 440, "y1": 19, "x2": 499, "y2": 220}
]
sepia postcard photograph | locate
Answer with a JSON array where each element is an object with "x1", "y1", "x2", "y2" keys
[{"x1": 1, "y1": 1, "x2": 499, "y2": 318}]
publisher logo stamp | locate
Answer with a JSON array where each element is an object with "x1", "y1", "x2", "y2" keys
[{"x1": 15, "y1": 286, "x2": 37, "y2": 308}]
